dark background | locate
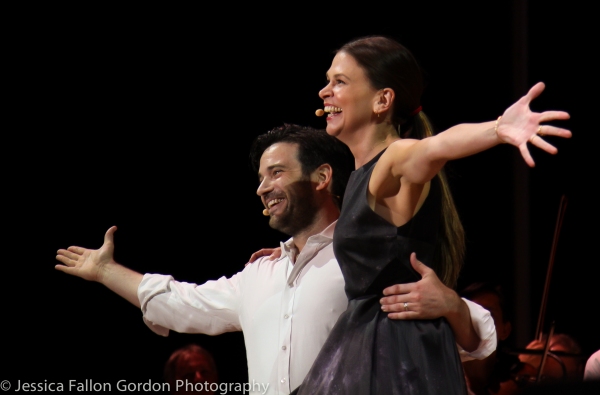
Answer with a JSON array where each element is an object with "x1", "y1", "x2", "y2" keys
[{"x1": 4, "y1": 1, "x2": 595, "y2": 391}]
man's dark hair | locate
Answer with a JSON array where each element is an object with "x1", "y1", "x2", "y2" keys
[
  {"x1": 249, "y1": 124, "x2": 355, "y2": 209},
  {"x1": 164, "y1": 344, "x2": 218, "y2": 389}
]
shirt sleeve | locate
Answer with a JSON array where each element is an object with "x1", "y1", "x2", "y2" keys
[
  {"x1": 457, "y1": 297, "x2": 497, "y2": 361},
  {"x1": 137, "y1": 272, "x2": 243, "y2": 337},
  {"x1": 584, "y1": 349, "x2": 600, "y2": 381}
]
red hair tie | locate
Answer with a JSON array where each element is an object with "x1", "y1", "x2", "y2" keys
[{"x1": 410, "y1": 106, "x2": 422, "y2": 116}]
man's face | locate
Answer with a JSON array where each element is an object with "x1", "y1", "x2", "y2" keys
[
  {"x1": 471, "y1": 292, "x2": 511, "y2": 342},
  {"x1": 257, "y1": 142, "x2": 320, "y2": 236},
  {"x1": 173, "y1": 352, "x2": 218, "y2": 394}
]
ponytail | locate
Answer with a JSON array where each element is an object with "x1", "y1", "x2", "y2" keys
[{"x1": 408, "y1": 111, "x2": 465, "y2": 289}]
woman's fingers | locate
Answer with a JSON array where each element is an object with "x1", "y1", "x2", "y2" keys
[
  {"x1": 520, "y1": 121, "x2": 572, "y2": 167},
  {"x1": 538, "y1": 124, "x2": 572, "y2": 138},
  {"x1": 247, "y1": 248, "x2": 280, "y2": 265},
  {"x1": 519, "y1": 144, "x2": 536, "y2": 167},
  {"x1": 528, "y1": 135, "x2": 558, "y2": 155},
  {"x1": 539, "y1": 110, "x2": 570, "y2": 123},
  {"x1": 524, "y1": 81, "x2": 546, "y2": 102}
]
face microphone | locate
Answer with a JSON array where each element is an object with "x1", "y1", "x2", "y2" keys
[{"x1": 262, "y1": 208, "x2": 270, "y2": 216}]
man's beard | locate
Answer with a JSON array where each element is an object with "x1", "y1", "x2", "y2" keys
[{"x1": 269, "y1": 180, "x2": 319, "y2": 236}]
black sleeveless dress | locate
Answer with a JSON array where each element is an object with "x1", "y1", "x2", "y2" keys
[{"x1": 293, "y1": 149, "x2": 467, "y2": 395}]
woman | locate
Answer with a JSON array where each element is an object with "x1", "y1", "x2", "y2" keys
[{"x1": 293, "y1": 36, "x2": 571, "y2": 394}]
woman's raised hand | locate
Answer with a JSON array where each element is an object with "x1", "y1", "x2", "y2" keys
[{"x1": 496, "y1": 82, "x2": 572, "y2": 167}]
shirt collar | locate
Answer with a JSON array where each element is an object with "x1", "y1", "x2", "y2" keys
[
  {"x1": 279, "y1": 220, "x2": 337, "y2": 263},
  {"x1": 280, "y1": 221, "x2": 337, "y2": 286}
]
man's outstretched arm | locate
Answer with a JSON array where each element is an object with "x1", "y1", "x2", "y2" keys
[
  {"x1": 56, "y1": 226, "x2": 242, "y2": 336},
  {"x1": 55, "y1": 226, "x2": 143, "y2": 307}
]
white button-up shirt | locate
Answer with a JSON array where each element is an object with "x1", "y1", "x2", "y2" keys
[{"x1": 138, "y1": 221, "x2": 496, "y2": 394}]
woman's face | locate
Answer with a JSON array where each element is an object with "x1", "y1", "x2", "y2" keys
[{"x1": 319, "y1": 51, "x2": 379, "y2": 140}]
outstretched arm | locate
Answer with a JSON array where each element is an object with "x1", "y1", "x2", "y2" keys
[
  {"x1": 380, "y1": 253, "x2": 495, "y2": 355},
  {"x1": 55, "y1": 226, "x2": 143, "y2": 307},
  {"x1": 383, "y1": 82, "x2": 571, "y2": 186}
]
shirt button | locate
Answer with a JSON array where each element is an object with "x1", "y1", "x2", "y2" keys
[
  {"x1": 281, "y1": 378, "x2": 287, "y2": 383},
  {"x1": 284, "y1": 314, "x2": 289, "y2": 319},
  {"x1": 282, "y1": 345, "x2": 287, "y2": 350}
]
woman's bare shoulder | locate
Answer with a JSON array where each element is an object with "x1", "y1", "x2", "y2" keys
[{"x1": 381, "y1": 138, "x2": 419, "y2": 163}]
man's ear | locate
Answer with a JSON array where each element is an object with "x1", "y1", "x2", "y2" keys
[{"x1": 312, "y1": 164, "x2": 333, "y2": 191}]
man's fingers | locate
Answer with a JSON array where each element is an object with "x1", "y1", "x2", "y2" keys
[
  {"x1": 104, "y1": 226, "x2": 117, "y2": 244},
  {"x1": 386, "y1": 312, "x2": 419, "y2": 320},
  {"x1": 54, "y1": 264, "x2": 80, "y2": 277},
  {"x1": 380, "y1": 295, "x2": 404, "y2": 306},
  {"x1": 382, "y1": 283, "x2": 410, "y2": 296},
  {"x1": 381, "y1": 301, "x2": 412, "y2": 313},
  {"x1": 58, "y1": 249, "x2": 82, "y2": 260},
  {"x1": 66, "y1": 246, "x2": 86, "y2": 254},
  {"x1": 54, "y1": 264, "x2": 68, "y2": 273},
  {"x1": 55, "y1": 254, "x2": 75, "y2": 267},
  {"x1": 409, "y1": 252, "x2": 431, "y2": 276}
]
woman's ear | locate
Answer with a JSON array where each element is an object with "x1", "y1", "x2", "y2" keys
[{"x1": 374, "y1": 88, "x2": 395, "y2": 114}]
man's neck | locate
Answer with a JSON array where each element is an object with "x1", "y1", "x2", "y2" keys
[{"x1": 292, "y1": 213, "x2": 339, "y2": 252}]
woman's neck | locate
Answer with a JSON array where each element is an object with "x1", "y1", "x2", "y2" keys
[{"x1": 344, "y1": 123, "x2": 399, "y2": 168}]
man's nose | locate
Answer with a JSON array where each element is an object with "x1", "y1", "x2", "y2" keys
[{"x1": 256, "y1": 178, "x2": 271, "y2": 196}]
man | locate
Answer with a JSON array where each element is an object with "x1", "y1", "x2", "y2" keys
[
  {"x1": 459, "y1": 282, "x2": 519, "y2": 394},
  {"x1": 164, "y1": 344, "x2": 219, "y2": 395},
  {"x1": 56, "y1": 124, "x2": 495, "y2": 394}
]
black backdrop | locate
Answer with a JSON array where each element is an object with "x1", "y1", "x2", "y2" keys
[{"x1": 4, "y1": 1, "x2": 595, "y2": 392}]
